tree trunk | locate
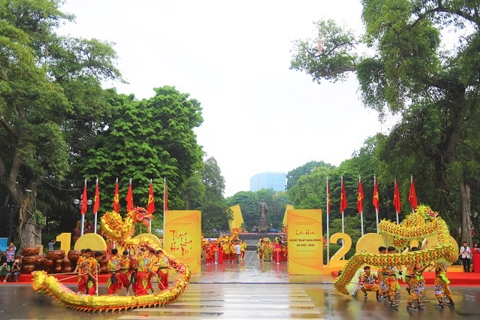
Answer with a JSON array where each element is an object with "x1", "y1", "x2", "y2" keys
[
  {"x1": 459, "y1": 182, "x2": 473, "y2": 246},
  {"x1": 18, "y1": 182, "x2": 42, "y2": 252}
]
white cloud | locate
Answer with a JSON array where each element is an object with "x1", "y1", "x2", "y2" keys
[{"x1": 58, "y1": 0, "x2": 391, "y2": 196}]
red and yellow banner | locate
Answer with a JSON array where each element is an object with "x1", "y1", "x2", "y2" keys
[
  {"x1": 287, "y1": 209, "x2": 323, "y2": 274},
  {"x1": 164, "y1": 210, "x2": 201, "y2": 273}
]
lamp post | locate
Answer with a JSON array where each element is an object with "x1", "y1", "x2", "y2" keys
[{"x1": 74, "y1": 197, "x2": 92, "y2": 236}]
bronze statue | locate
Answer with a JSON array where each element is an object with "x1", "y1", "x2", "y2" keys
[{"x1": 259, "y1": 199, "x2": 268, "y2": 221}]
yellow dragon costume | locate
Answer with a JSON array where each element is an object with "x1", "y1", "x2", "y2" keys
[
  {"x1": 31, "y1": 207, "x2": 191, "y2": 312},
  {"x1": 334, "y1": 205, "x2": 457, "y2": 295}
]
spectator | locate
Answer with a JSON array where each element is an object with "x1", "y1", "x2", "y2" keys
[
  {"x1": 6, "y1": 259, "x2": 21, "y2": 282},
  {"x1": 460, "y1": 241, "x2": 472, "y2": 272},
  {"x1": 48, "y1": 240, "x2": 56, "y2": 251},
  {"x1": 473, "y1": 243, "x2": 480, "y2": 254},
  {"x1": 1, "y1": 261, "x2": 10, "y2": 282},
  {"x1": 5, "y1": 244, "x2": 15, "y2": 268}
]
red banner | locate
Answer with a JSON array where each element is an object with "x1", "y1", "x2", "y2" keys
[
  {"x1": 357, "y1": 179, "x2": 364, "y2": 213},
  {"x1": 113, "y1": 179, "x2": 119, "y2": 213},
  {"x1": 340, "y1": 177, "x2": 348, "y2": 213},
  {"x1": 394, "y1": 180, "x2": 401, "y2": 214},
  {"x1": 147, "y1": 180, "x2": 155, "y2": 214},
  {"x1": 93, "y1": 180, "x2": 100, "y2": 214},
  {"x1": 81, "y1": 179, "x2": 88, "y2": 215},
  {"x1": 126, "y1": 180, "x2": 134, "y2": 212},
  {"x1": 372, "y1": 178, "x2": 380, "y2": 211},
  {"x1": 409, "y1": 178, "x2": 418, "y2": 210}
]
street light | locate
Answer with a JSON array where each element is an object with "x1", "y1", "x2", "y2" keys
[{"x1": 74, "y1": 197, "x2": 92, "y2": 236}]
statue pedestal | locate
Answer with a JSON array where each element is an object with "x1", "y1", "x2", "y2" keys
[{"x1": 258, "y1": 218, "x2": 267, "y2": 231}]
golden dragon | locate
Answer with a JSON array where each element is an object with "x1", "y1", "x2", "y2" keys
[
  {"x1": 31, "y1": 207, "x2": 191, "y2": 312},
  {"x1": 333, "y1": 205, "x2": 457, "y2": 295}
]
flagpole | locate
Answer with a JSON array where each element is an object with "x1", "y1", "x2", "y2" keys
[
  {"x1": 163, "y1": 177, "x2": 167, "y2": 245},
  {"x1": 374, "y1": 175, "x2": 379, "y2": 234},
  {"x1": 341, "y1": 176, "x2": 345, "y2": 234},
  {"x1": 149, "y1": 179, "x2": 153, "y2": 233},
  {"x1": 94, "y1": 178, "x2": 98, "y2": 234},
  {"x1": 395, "y1": 179, "x2": 399, "y2": 224},
  {"x1": 80, "y1": 179, "x2": 86, "y2": 236},
  {"x1": 326, "y1": 177, "x2": 330, "y2": 265},
  {"x1": 359, "y1": 176, "x2": 364, "y2": 237},
  {"x1": 411, "y1": 174, "x2": 415, "y2": 213}
]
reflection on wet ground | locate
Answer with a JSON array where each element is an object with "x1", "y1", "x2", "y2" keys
[{"x1": 1, "y1": 251, "x2": 479, "y2": 319}]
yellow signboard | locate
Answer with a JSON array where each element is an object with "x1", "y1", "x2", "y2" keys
[
  {"x1": 228, "y1": 204, "x2": 245, "y2": 232},
  {"x1": 287, "y1": 209, "x2": 323, "y2": 274},
  {"x1": 282, "y1": 204, "x2": 294, "y2": 229},
  {"x1": 164, "y1": 210, "x2": 202, "y2": 273}
]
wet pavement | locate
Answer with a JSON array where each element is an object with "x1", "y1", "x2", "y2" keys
[{"x1": 1, "y1": 251, "x2": 480, "y2": 319}]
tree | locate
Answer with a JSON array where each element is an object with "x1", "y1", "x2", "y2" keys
[
  {"x1": 79, "y1": 86, "x2": 204, "y2": 220},
  {"x1": 286, "y1": 160, "x2": 335, "y2": 190},
  {"x1": 199, "y1": 156, "x2": 231, "y2": 232},
  {"x1": 290, "y1": 1, "x2": 480, "y2": 245},
  {"x1": 0, "y1": 0, "x2": 121, "y2": 249}
]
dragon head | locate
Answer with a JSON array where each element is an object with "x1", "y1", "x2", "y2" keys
[
  {"x1": 415, "y1": 205, "x2": 439, "y2": 220},
  {"x1": 130, "y1": 207, "x2": 154, "y2": 228}
]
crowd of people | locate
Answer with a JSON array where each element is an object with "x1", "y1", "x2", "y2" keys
[
  {"x1": 201, "y1": 234, "x2": 288, "y2": 265},
  {"x1": 0, "y1": 243, "x2": 22, "y2": 282},
  {"x1": 73, "y1": 246, "x2": 170, "y2": 296},
  {"x1": 354, "y1": 246, "x2": 455, "y2": 310},
  {"x1": 257, "y1": 237, "x2": 287, "y2": 263}
]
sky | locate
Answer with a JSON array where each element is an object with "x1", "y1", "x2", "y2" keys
[{"x1": 58, "y1": 0, "x2": 397, "y2": 196}]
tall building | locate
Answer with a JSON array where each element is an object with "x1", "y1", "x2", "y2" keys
[{"x1": 250, "y1": 172, "x2": 286, "y2": 192}]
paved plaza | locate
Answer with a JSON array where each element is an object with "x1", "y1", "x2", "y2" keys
[{"x1": 1, "y1": 251, "x2": 480, "y2": 319}]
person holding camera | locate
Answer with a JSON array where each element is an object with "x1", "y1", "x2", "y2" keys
[
  {"x1": 6, "y1": 259, "x2": 21, "y2": 282},
  {"x1": 1, "y1": 261, "x2": 11, "y2": 282}
]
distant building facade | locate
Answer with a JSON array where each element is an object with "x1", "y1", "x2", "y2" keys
[{"x1": 250, "y1": 172, "x2": 286, "y2": 192}]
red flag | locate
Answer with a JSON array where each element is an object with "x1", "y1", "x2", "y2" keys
[
  {"x1": 113, "y1": 179, "x2": 120, "y2": 213},
  {"x1": 126, "y1": 179, "x2": 134, "y2": 212},
  {"x1": 357, "y1": 179, "x2": 364, "y2": 213},
  {"x1": 372, "y1": 178, "x2": 380, "y2": 212},
  {"x1": 147, "y1": 180, "x2": 155, "y2": 214},
  {"x1": 409, "y1": 177, "x2": 418, "y2": 210},
  {"x1": 393, "y1": 180, "x2": 401, "y2": 213},
  {"x1": 163, "y1": 177, "x2": 168, "y2": 212},
  {"x1": 340, "y1": 177, "x2": 348, "y2": 213},
  {"x1": 93, "y1": 179, "x2": 100, "y2": 214},
  {"x1": 327, "y1": 179, "x2": 331, "y2": 214},
  {"x1": 81, "y1": 179, "x2": 88, "y2": 215}
]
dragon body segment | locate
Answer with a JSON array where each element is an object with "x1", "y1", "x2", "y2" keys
[
  {"x1": 333, "y1": 205, "x2": 457, "y2": 295},
  {"x1": 31, "y1": 207, "x2": 190, "y2": 312},
  {"x1": 31, "y1": 249, "x2": 190, "y2": 312}
]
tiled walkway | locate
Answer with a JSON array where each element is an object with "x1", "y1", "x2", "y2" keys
[{"x1": 191, "y1": 250, "x2": 333, "y2": 284}]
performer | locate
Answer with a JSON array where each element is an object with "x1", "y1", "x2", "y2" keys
[
  {"x1": 383, "y1": 247, "x2": 400, "y2": 308},
  {"x1": 240, "y1": 240, "x2": 247, "y2": 261},
  {"x1": 107, "y1": 249, "x2": 121, "y2": 295},
  {"x1": 405, "y1": 248, "x2": 428, "y2": 310},
  {"x1": 155, "y1": 250, "x2": 169, "y2": 291},
  {"x1": 86, "y1": 251, "x2": 102, "y2": 295},
  {"x1": 135, "y1": 248, "x2": 153, "y2": 296},
  {"x1": 257, "y1": 238, "x2": 264, "y2": 261},
  {"x1": 218, "y1": 242, "x2": 224, "y2": 264},
  {"x1": 431, "y1": 262, "x2": 454, "y2": 308},
  {"x1": 222, "y1": 241, "x2": 230, "y2": 263},
  {"x1": 73, "y1": 249, "x2": 88, "y2": 294},
  {"x1": 376, "y1": 246, "x2": 387, "y2": 300},
  {"x1": 358, "y1": 266, "x2": 379, "y2": 298},
  {"x1": 118, "y1": 250, "x2": 132, "y2": 296}
]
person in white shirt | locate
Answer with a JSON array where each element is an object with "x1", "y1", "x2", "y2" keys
[
  {"x1": 235, "y1": 242, "x2": 241, "y2": 264},
  {"x1": 460, "y1": 241, "x2": 472, "y2": 272}
]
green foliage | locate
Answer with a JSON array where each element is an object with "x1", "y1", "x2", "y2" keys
[
  {"x1": 286, "y1": 160, "x2": 335, "y2": 190},
  {"x1": 78, "y1": 86, "x2": 204, "y2": 215},
  {"x1": 290, "y1": 19, "x2": 360, "y2": 84}
]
